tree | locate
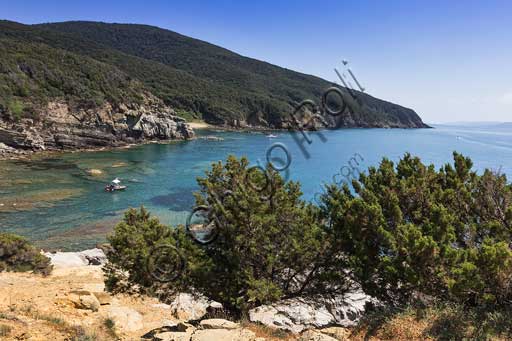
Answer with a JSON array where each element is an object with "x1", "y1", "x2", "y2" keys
[
  {"x1": 104, "y1": 156, "x2": 349, "y2": 313},
  {"x1": 321, "y1": 152, "x2": 512, "y2": 306}
]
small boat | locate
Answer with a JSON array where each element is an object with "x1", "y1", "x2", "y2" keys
[
  {"x1": 266, "y1": 134, "x2": 278, "y2": 138},
  {"x1": 105, "y1": 178, "x2": 127, "y2": 192}
]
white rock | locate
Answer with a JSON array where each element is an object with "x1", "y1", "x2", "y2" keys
[
  {"x1": 107, "y1": 306, "x2": 144, "y2": 333},
  {"x1": 45, "y1": 252, "x2": 88, "y2": 268},
  {"x1": 199, "y1": 318, "x2": 240, "y2": 330},
  {"x1": 169, "y1": 293, "x2": 222, "y2": 321},
  {"x1": 249, "y1": 291, "x2": 373, "y2": 333},
  {"x1": 45, "y1": 248, "x2": 107, "y2": 268}
]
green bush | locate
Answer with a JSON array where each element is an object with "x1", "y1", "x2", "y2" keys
[
  {"x1": 0, "y1": 233, "x2": 52, "y2": 275},
  {"x1": 104, "y1": 206, "x2": 193, "y2": 296},
  {"x1": 321, "y1": 152, "x2": 512, "y2": 306},
  {"x1": 105, "y1": 156, "x2": 349, "y2": 313}
]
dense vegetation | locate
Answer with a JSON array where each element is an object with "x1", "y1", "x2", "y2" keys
[
  {"x1": 105, "y1": 152, "x2": 512, "y2": 333},
  {"x1": 0, "y1": 232, "x2": 52, "y2": 275},
  {"x1": 0, "y1": 20, "x2": 427, "y2": 128},
  {"x1": 321, "y1": 152, "x2": 512, "y2": 307},
  {"x1": 0, "y1": 35, "x2": 145, "y2": 121},
  {"x1": 105, "y1": 157, "x2": 349, "y2": 312}
]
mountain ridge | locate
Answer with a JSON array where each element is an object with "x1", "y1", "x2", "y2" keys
[{"x1": 0, "y1": 20, "x2": 428, "y2": 154}]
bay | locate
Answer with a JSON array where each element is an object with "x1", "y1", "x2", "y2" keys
[{"x1": 0, "y1": 124, "x2": 511, "y2": 250}]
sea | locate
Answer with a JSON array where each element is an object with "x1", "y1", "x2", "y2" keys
[{"x1": 1, "y1": 124, "x2": 511, "y2": 250}]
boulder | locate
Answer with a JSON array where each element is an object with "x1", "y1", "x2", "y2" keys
[
  {"x1": 45, "y1": 248, "x2": 107, "y2": 268},
  {"x1": 107, "y1": 306, "x2": 144, "y2": 333},
  {"x1": 199, "y1": 319, "x2": 239, "y2": 330},
  {"x1": 79, "y1": 294, "x2": 100, "y2": 312},
  {"x1": 93, "y1": 292, "x2": 112, "y2": 305},
  {"x1": 131, "y1": 112, "x2": 194, "y2": 140},
  {"x1": 169, "y1": 293, "x2": 222, "y2": 321},
  {"x1": 79, "y1": 248, "x2": 107, "y2": 265},
  {"x1": 249, "y1": 291, "x2": 373, "y2": 333},
  {"x1": 66, "y1": 290, "x2": 100, "y2": 311}
]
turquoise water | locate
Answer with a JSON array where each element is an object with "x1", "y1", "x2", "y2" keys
[{"x1": 1, "y1": 125, "x2": 511, "y2": 250}]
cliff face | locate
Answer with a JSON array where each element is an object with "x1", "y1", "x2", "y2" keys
[{"x1": 0, "y1": 94, "x2": 194, "y2": 154}]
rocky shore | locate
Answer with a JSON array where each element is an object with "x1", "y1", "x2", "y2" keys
[
  {"x1": 0, "y1": 95, "x2": 194, "y2": 159},
  {"x1": 0, "y1": 248, "x2": 372, "y2": 340}
]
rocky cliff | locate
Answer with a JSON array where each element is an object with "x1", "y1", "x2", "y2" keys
[{"x1": 0, "y1": 94, "x2": 194, "y2": 156}]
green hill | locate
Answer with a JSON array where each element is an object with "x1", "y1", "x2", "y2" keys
[{"x1": 0, "y1": 20, "x2": 427, "y2": 128}]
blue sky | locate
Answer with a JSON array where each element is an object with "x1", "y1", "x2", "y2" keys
[{"x1": 1, "y1": 0, "x2": 511, "y2": 123}]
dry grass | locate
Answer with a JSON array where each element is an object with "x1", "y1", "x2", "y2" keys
[
  {"x1": 240, "y1": 320, "x2": 297, "y2": 340},
  {"x1": 351, "y1": 304, "x2": 512, "y2": 341}
]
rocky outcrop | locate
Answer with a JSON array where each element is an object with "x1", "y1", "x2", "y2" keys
[
  {"x1": 0, "y1": 95, "x2": 194, "y2": 156},
  {"x1": 168, "y1": 293, "x2": 223, "y2": 321},
  {"x1": 248, "y1": 291, "x2": 374, "y2": 333},
  {"x1": 44, "y1": 248, "x2": 107, "y2": 267}
]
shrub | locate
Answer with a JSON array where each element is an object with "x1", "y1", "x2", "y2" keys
[
  {"x1": 188, "y1": 156, "x2": 349, "y2": 311},
  {"x1": 105, "y1": 156, "x2": 349, "y2": 313},
  {"x1": 104, "y1": 206, "x2": 194, "y2": 296},
  {"x1": 0, "y1": 233, "x2": 52, "y2": 275},
  {"x1": 321, "y1": 152, "x2": 512, "y2": 306}
]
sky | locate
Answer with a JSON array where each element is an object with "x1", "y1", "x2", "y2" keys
[{"x1": 1, "y1": 0, "x2": 511, "y2": 124}]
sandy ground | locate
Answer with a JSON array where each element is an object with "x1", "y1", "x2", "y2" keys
[{"x1": 0, "y1": 266, "x2": 177, "y2": 340}]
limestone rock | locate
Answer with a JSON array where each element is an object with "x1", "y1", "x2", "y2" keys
[
  {"x1": 169, "y1": 293, "x2": 222, "y2": 321},
  {"x1": 45, "y1": 248, "x2": 107, "y2": 268},
  {"x1": 249, "y1": 291, "x2": 373, "y2": 333},
  {"x1": 0, "y1": 95, "x2": 195, "y2": 156},
  {"x1": 199, "y1": 318, "x2": 239, "y2": 330},
  {"x1": 131, "y1": 112, "x2": 194, "y2": 140},
  {"x1": 107, "y1": 306, "x2": 144, "y2": 333},
  {"x1": 191, "y1": 328, "x2": 256, "y2": 341}
]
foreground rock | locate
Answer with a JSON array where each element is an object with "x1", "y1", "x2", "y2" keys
[
  {"x1": 44, "y1": 248, "x2": 107, "y2": 267},
  {"x1": 249, "y1": 291, "x2": 373, "y2": 333},
  {"x1": 169, "y1": 293, "x2": 223, "y2": 321},
  {"x1": 200, "y1": 318, "x2": 240, "y2": 330}
]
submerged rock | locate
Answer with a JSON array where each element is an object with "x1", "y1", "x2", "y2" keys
[{"x1": 86, "y1": 168, "x2": 103, "y2": 176}]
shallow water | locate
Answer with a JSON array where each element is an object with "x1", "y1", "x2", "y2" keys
[{"x1": 1, "y1": 125, "x2": 511, "y2": 250}]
